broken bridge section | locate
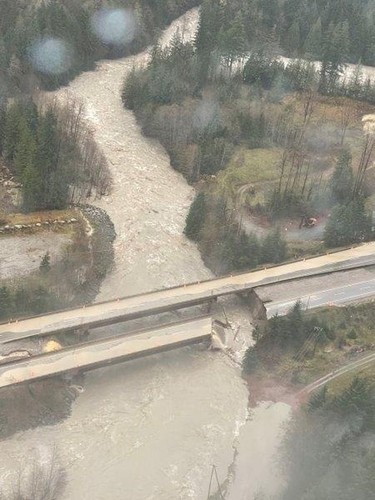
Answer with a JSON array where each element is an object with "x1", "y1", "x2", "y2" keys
[
  {"x1": 0, "y1": 317, "x2": 213, "y2": 389},
  {"x1": 2, "y1": 241, "x2": 374, "y2": 345}
]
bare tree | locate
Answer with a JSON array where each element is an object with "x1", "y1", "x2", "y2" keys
[
  {"x1": 0, "y1": 446, "x2": 66, "y2": 500},
  {"x1": 338, "y1": 98, "x2": 356, "y2": 145},
  {"x1": 353, "y1": 133, "x2": 375, "y2": 197},
  {"x1": 36, "y1": 95, "x2": 112, "y2": 204}
]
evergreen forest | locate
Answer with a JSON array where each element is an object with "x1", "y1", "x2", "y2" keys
[{"x1": 0, "y1": 0, "x2": 200, "y2": 93}]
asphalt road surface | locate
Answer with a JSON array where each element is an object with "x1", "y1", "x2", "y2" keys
[
  {"x1": 266, "y1": 277, "x2": 375, "y2": 318},
  {"x1": 2, "y1": 242, "x2": 375, "y2": 344}
]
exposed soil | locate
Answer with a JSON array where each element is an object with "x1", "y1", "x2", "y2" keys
[
  {"x1": 245, "y1": 374, "x2": 300, "y2": 409},
  {"x1": 239, "y1": 208, "x2": 328, "y2": 242}
]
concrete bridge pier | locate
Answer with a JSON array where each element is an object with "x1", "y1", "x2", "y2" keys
[
  {"x1": 75, "y1": 328, "x2": 90, "y2": 341},
  {"x1": 239, "y1": 289, "x2": 267, "y2": 321},
  {"x1": 204, "y1": 297, "x2": 218, "y2": 314}
]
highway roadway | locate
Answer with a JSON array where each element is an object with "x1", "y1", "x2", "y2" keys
[
  {"x1": 1, "y1": 242, "x2": 375, "y2": 345},
  {"x1": 0, "y1": 317, "x2": 213, "y2": 389},
  {"x1": 266, "y1": 277, "x2": 375, "y2": 318}
]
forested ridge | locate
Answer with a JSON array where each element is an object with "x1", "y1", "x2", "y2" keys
[
  {"x1": 0, "y1": 0, "x2": 200, "y2": 92},
  {"x1": 3, "y1": 0, "x2": 374, "y2": 93}
]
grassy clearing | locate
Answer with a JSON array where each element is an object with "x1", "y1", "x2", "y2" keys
[
  {"x1": 216, "y1": 95, "x2": 372, "y2": 206},
  {"x1": 217, "y1": 148, "x2": 282, "y2": 205},
  {"x1": 219, "y1": 148, "x2": 281, "y2": 186}
]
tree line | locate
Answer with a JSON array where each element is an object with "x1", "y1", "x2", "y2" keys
[
  {"x1": 196, "y1": 0, "x2": 375, "y2": 69},
  {"x1": 0, "y1": 0, "x2": 200, "y2": 94},
  {"x1": 185, "y1": 192, "x2": 288, "y2": 273},
  {"x1": 324, "y1": 149, "x2": 373, "y2": 247},
  {"x1": 243, "y1": 52, "x2": 375, "y2": 104},
  {"x1": 243, "y1": 301, "x2": 332, "y2": 375},
  {"x1": 0, "y1": 97, "x2": 111, "y2": 212}
]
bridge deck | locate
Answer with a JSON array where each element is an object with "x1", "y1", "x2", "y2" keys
[
  {"x1": 0, "y1": 317, "x2": 213, "y2": 389},
  {"x1": 1, "y1": 242, "x2": 375, "y2": 344}
]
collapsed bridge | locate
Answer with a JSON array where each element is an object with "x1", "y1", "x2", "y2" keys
[{"x1": 0, "y1": 242, "x2": 374, "y2": 388}]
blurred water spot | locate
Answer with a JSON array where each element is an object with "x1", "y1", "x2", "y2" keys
[
  {"x1": 29, "y1": 38, "x2": 72, "y2": 75},
  {"x1": 193, "y1": 100, "x2": 221, "y2": 132},
  {"x1": 91, "y1": 9, "x2": 137, "y2": 46}
]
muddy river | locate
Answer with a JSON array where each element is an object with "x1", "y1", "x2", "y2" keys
[{"x1": 0, "y1": 9, "x2": 291, "y2": 499}]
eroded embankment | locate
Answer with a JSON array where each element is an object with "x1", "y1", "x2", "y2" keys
[{"x1": 0, "y1": 204, "x2": 116, "y2": 439}]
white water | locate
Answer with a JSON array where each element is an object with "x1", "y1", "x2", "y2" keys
[
  {"x1": 64, "y1": 9, "x2": 211, "y2": 298},
  {"x1": 0, "y1": 9, "x2": 291, "y2": 499}
]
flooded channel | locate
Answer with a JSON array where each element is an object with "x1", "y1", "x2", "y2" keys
[{"x1": 0, "y1": 9, "x2": 291, "y2": 499}]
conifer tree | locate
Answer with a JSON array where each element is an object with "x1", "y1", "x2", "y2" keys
[
  {"x1": 284, "y1": 20, "x2": 301, "y2": 56},
  {"x1": 36, "y1": 108, "x2": 64, "y2": 209},
  {"x1": 219, "y1": 14, "x2": 246, "y2": 73},
  {"x1": 4, "y1": 102, "x2": 23, "y2": 162},
  {"x1": 195, "y1": 0, "x2": 223, "y2": 82},
  {"x1": 320, "y1": 21, "x2": 349, "y2": 92},
  {"x1": 0, "y1": 286, "x2": 12, "y2": 320},
  {"x1": 184, "y1": 192, "x2": 206, "y2": 241},
  {"x1": 0, "y1": 102, "x2": 7, "y2": 156},
  {"x1": 14, "y1": 287, "x2": 29, "y2": 314},
  {"x1": 303, "y1": 18, "x2": 322, "y2": 59},
  {"x1": 14, "y1": 120, "x2": 37, "y2": 176},
  {"x1": 22, "y1": 163, "x2": 43, "y2": 212},
  {"x1": 329, "y1": 149, "x2": 354, "y2": 204},
  {"x1": 37, "y1": 109, "x2": 59, "y2": 177},
  {"x1": 261, "y1": 228, "x2": 287, "y2": 264},
  {"x1": 324, "y1": 197, "x2": 372, "y2": 247},
  {"x1": 39, "y1": 252, "x2": 51, "y2": 274}
]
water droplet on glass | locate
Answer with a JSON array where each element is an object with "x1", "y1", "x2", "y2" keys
[
  {"x1": 91, "y1": 9, "x2": 137, "y2": 46},
  {"x1": 29, "y1": 38, "x2": 72, "y2": 75}
]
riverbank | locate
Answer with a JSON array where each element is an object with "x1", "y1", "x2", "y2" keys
[
  {"x1": 0, "y1": 203, "x2": 115, "y2": 440},
  {"x1": 0, "y1": 204, "x2": 115, "y2": 319}
]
